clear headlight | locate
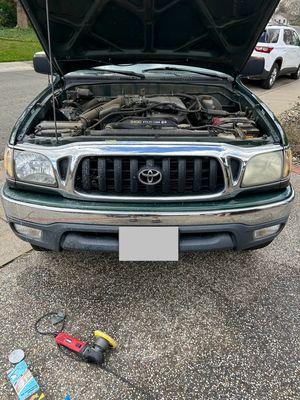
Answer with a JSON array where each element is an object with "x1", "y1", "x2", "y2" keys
[
  {"x1": 14, "y1": 150, "x2": 57, "y2": 186},
  {"x1": 242, "y1": 151, "x2": 283, "y2": 187}
]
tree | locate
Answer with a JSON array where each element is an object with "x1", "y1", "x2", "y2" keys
[
  {"x1": 0, "y1": 0, "x2": 17, "y2": 27},
  {"x1": 15, "y1": 0, "x2": 28, "y2": 28},
  {"x1": 277, "y1": 3, "x2": 288, "y2": 15}
]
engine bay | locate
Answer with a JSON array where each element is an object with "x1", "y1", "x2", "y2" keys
[{"x1": 24, "y1": 82, "x2": 272, "y2": 144}]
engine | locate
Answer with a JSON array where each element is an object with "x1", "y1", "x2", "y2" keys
[{"x1": 33, "y1": 88, "x2": 262, "y2": 141}]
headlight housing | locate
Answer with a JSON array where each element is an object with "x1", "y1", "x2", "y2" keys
[
  {"x1": 14, "y1": 150, "x2": 57, "y2": 186},
  {"x1": 242, "y1": 151, "x2": 284, "y2": 187}
]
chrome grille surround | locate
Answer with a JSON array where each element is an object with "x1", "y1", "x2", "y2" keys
[{"x1": 9, "y1": 141, "x2": 285, "y2": 202}]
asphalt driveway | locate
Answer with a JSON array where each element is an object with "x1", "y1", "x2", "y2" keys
[
  {"x1": 0, "y1": 62, "x2": 47, "y2": 158},
  {"x1": 0, "y1": 174, "x2": 299, "y2": 400}
]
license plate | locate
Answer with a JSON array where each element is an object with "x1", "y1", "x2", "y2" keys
[{"x1": 119, "y1": 227, "x2": 179, "y2": 261}]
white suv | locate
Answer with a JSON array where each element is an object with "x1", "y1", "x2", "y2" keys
[{"x1": 247, "y1": 25, "x2": 300, "y2": 89}]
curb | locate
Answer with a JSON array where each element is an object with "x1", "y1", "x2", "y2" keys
[
  {"x1": 0, "y1": 36, "x2": 37, "y2": 43},
  {"x1": 0, "y1": 61, "x2": 33, "y2": 72}
]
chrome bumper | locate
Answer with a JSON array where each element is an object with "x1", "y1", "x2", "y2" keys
[{"x1": 2, "y1": 187, "x2": 295, "y2": 227}]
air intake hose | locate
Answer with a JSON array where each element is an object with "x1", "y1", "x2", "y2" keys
[{"x1": 80, "y1": 96, "x2": 125, "y2": 127}]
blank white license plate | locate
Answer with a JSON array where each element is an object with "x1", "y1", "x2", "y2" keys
[{"x1": 119, "y1": 227, "x2": 179, "y2": 261}]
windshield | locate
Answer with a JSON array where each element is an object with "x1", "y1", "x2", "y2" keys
[{"x1": 259, "y1": 28, "x2": 280, "y2": 44}]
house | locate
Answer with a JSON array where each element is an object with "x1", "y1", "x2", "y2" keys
[{"x1": 272, "y1": 13, "x2": 289, "y2": 25}]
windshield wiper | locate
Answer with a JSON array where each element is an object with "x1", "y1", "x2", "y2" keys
[
  {"x1": 92, "y1": 68, "x2": 145, "y2": 79},
  {"x1": 143, "y1": 66, "x2": 225, "y2": 79}
]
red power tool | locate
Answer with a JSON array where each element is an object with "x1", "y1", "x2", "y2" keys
[
  {"x1": 35, "y1": 312, "x2": 154, "y2": 399},
  {"x1": 55, "y1": 330, "x2": 117, "y2": 365},
  {"x1": 35, "y1": 312, "x2": 117, "y2": 365}
]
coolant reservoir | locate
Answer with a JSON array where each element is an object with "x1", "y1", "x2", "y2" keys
[
  {"x1": 201, "y1": 96, "x2": 215, "y2": 110},
  {"x1": 200, "y1": 95, "x2": 222, "y2": 111}
]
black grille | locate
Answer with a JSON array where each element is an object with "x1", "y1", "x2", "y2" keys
[{"x1": 75, "y1": 156, "x2": 225, "y2": 197}]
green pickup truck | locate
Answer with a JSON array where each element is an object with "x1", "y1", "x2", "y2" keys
[{"x1": 2, "y1": 0, "x2": 294, "y2": 260}]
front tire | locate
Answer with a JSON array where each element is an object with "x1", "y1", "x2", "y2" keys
[
  {"x1": 290, "y1": 65, "x2": 300, "y2": 80},
  {"x1": 261, "y1": 63, "x2": 279, "y2": 89}
]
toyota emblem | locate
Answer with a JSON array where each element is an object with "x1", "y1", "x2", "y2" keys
[{"x1": 138, "y1": 167, "x2": 162, "y2": 186}]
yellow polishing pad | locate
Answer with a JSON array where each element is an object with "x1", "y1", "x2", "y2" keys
[{"x1": 94, "y1": 330, "x2": 117, "y2": 349}]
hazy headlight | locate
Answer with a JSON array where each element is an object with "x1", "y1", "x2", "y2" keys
[
  {"x1": 242, "y1": 151, "x2": 283, "y2": 187},
  {"x1": 14, "y1": 150, "x2": 57, "y2": 186}
]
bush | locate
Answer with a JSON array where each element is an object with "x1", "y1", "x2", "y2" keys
[
  {"x1": 0, "y1": 0, "x2": 16, "y2": 28},
  {"x1": 291, "y1": 17, "x2": 300, "y2": 26},
  {"x1": 279, "y1": 102, "x2": 300, "y2": 160}
]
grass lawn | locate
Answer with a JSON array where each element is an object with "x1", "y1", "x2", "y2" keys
[{"x1": 0, "y1": 27, "x2": 42, "y2": 62}]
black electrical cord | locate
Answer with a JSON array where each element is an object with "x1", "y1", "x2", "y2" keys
[
  {"x1": 102, "y1": 364, "x2": 157, "y2": 400},
  {"x1": 34, "y1": 312, "x2": 157, "y2": 399},
  {"x1": 34, "y1": 311, "x2": 66, "y2": 337},
  {"x1": 55, "y1": 347, "x2": 157, "y2": 399}
]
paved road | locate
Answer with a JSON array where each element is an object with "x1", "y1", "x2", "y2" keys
[
  {"x1": 0, "y1": 63, "x2": 300, "y2": 158},
  {"x1": 0, "y1": 174, "x2": 299, "y2": 400},
  {"x1": 0, "y1": 63, "x2": 47, "y2": 158},
  {"x1": 246, "y1": 76, "x2": 300, "y2": 115}
]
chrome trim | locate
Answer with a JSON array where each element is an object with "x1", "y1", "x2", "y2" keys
[
  {"x1": 2, "y1": 186, "x2": 294, "y2": 227},
  {"x1": 10, "y1": 141, "x2": 285, "y2": 203}
]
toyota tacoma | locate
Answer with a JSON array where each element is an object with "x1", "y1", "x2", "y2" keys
[{"x1": 2, "y1": 0, "x2": 294, "y2": 260}]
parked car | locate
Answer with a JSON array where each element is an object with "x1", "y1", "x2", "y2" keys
[
  {"x1": 2, "y1": 0, "x2": 294, "y2": 260},
  {"x1": 245, "y1": 24, "x2": 300, "y2": 88}
]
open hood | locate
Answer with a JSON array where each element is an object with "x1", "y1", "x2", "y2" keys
[{"x1": 21, "y1": 0, "x2": 280, "y2": 77}]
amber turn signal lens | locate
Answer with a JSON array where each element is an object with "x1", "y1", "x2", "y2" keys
[
  {"x1": 3, "y1": 147, "x2": 14, "y2": 178},
  {"x1": 283, "y1": 149, "x2": 292, "y2": 177}
]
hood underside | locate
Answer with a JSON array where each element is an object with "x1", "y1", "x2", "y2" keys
[{"x1": 21, "y1": 0, "x2": 279, "y2": 77}]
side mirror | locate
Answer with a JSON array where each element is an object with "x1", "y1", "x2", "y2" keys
[
  {"x1": 241, "y1": 57, "x2": 265, "y2": 77},
  {"x1": 33, "y1": 52, "x2": 51, "y2": 75}
]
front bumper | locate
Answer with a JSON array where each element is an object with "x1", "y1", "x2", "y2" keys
[
  {"x1": 2, "y1": 185, "x2": 295, "y2": 252},
  {"x1": 243, "y1": 56, "x2": 269, "y2": 80}
]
